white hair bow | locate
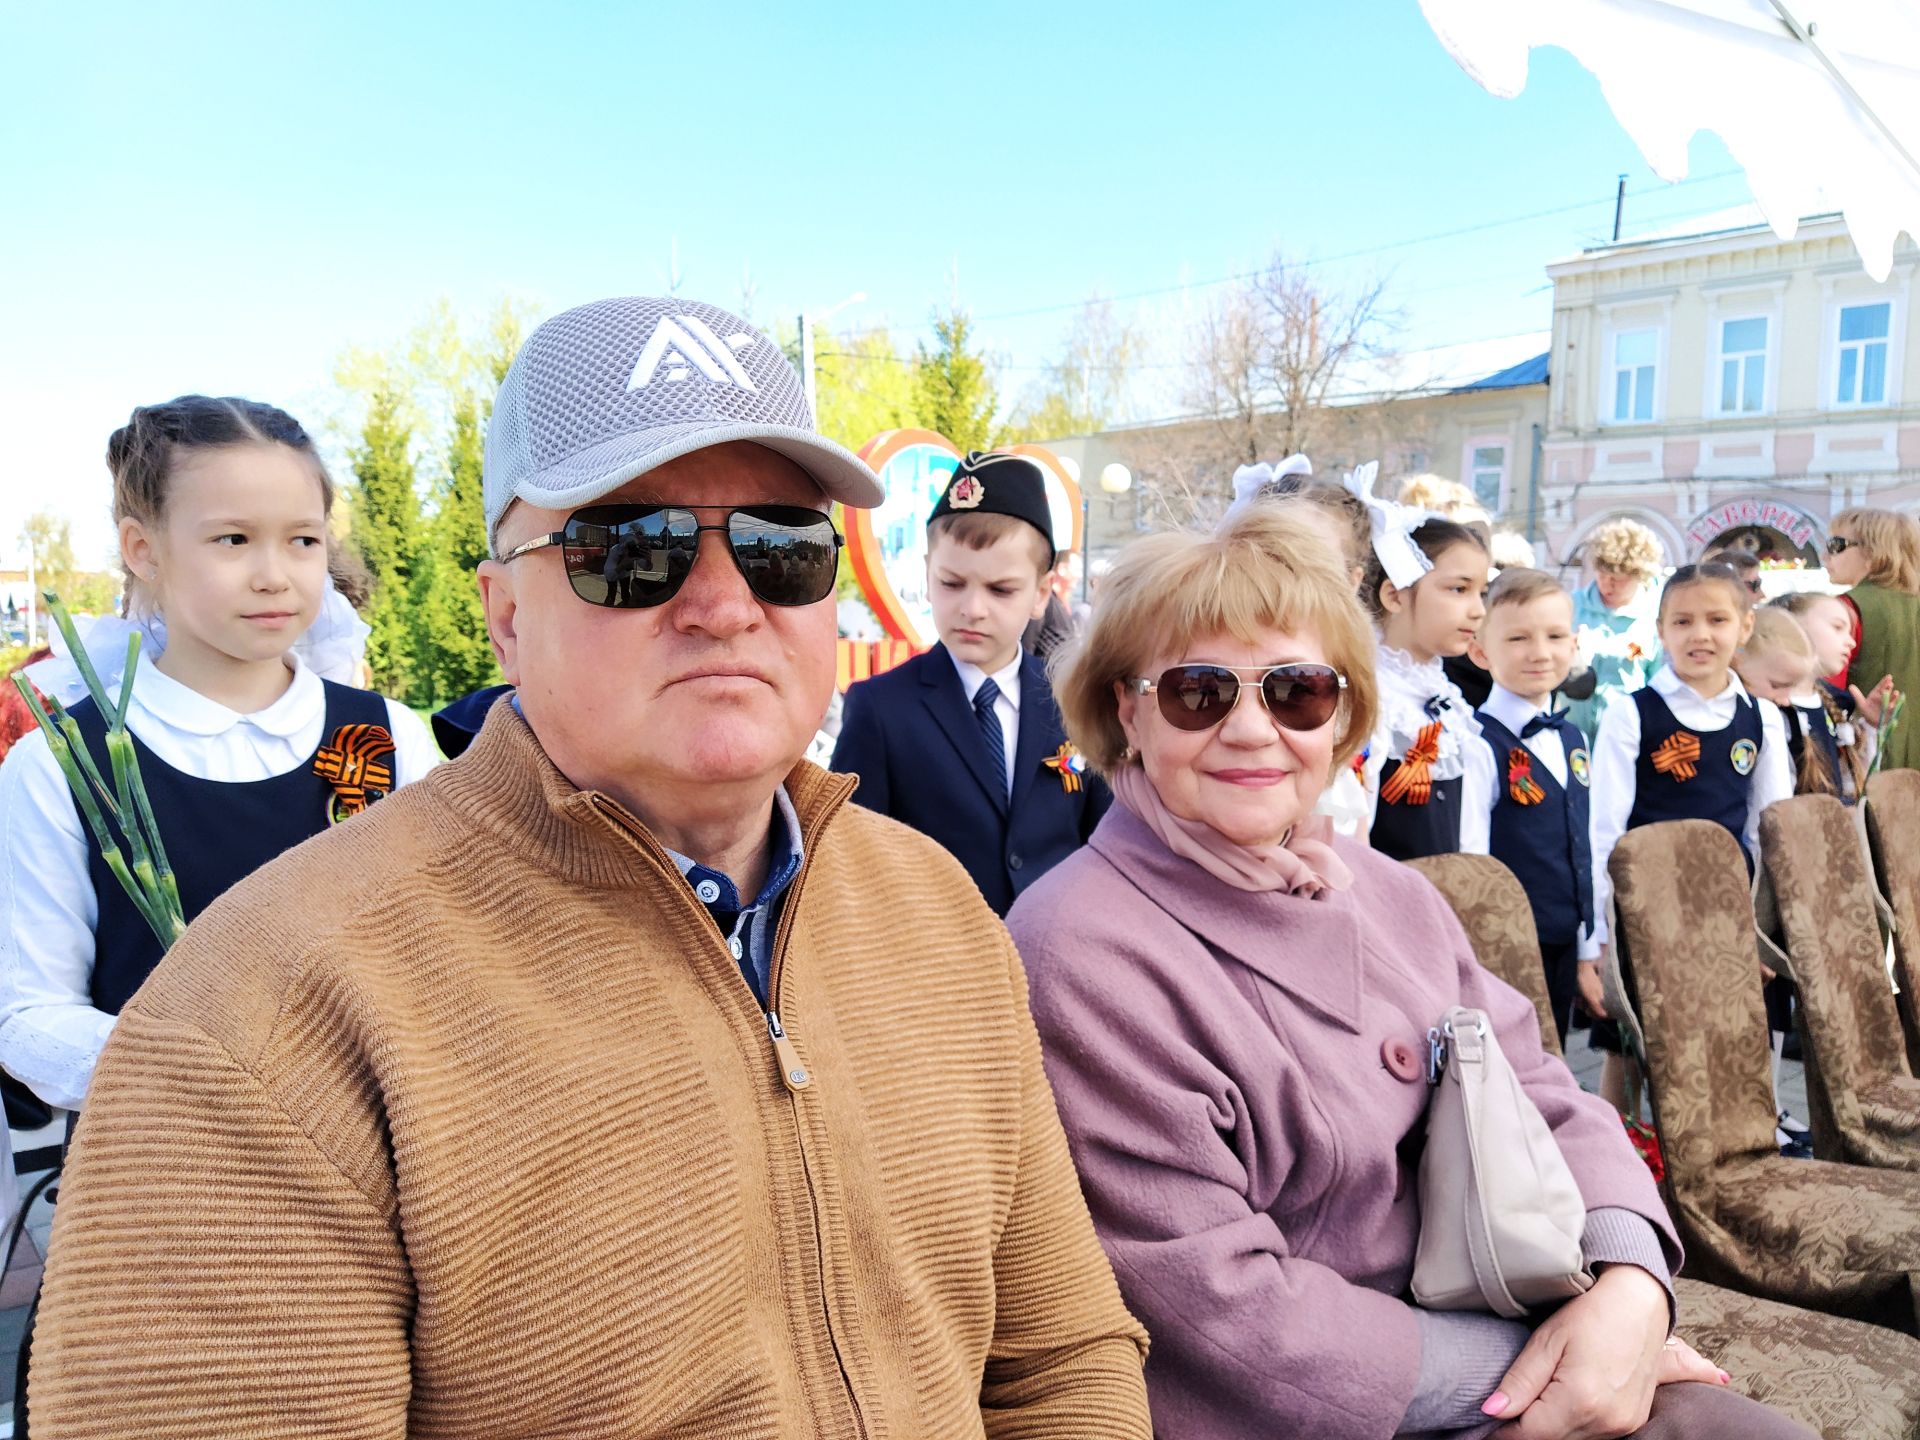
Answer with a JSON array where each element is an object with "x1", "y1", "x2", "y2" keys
[
  {"x1": 1224, "y1": 453, "x2": 1312, "y2": 522},
  {"x1": 1343, "y1": 461, "x2": 1434, "y2": 591}
]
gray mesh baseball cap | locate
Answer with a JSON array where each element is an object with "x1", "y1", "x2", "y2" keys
[{"x1": 483, "y1": 295, "x2": 884, "y2": 551}]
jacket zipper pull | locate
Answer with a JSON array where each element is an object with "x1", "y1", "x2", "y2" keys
[{"x1": 767, "y1": 1012, "x2": 811, "y2": 1092}]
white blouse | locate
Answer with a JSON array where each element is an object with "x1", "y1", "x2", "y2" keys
[
  {"x1": 1363, "y1": 643, "x2": 1493, "y2": 855},
  {"x1": 0, "y1": 657, "x2": 440, "y2": 1109}
]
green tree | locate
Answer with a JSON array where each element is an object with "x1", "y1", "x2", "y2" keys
[
  {"x1": 348, "y1": 383, "x2": 420, "y2": 697},
  {"x1": 419, "y1": 394, "x2": 499, "y2": 701},
  {"x1": 21, "y1": 512, "x2": 120, "y2": 616},
  {"x1": 1002, "y1": 296, "x2": 1142, "y2": 442},
  {"x1": 811, "y1": 325, "x2": 918, "y2": 452},
  {"x1": 914, "y1": 309, "x2": 999, "y2": 453}
]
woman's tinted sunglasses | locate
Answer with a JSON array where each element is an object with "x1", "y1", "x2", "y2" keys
[
  {"x1": 1127, "y1": 663, "x2": 1346, "y2": 733},
  {"x1": 500, "y1": 503, "x2": 843, "y2": 609},
  {"x1": 1826, "y1": 535, "x2": 1858, "y2": 556}
]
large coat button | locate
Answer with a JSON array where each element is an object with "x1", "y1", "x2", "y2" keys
[{"x1": 1382, "y1": 1037, "x2": 1423, "y2": 1083}]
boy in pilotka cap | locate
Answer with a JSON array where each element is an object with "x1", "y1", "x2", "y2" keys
[{"x1": 833, "y1": 451, "x2": 1109, "y2": 914}]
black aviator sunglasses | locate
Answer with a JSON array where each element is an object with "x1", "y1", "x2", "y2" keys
[{"x1": 499, "y1": 503, "x2": 844, "y2": 609}]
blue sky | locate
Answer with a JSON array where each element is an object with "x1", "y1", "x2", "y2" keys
[{"x1": 0, "y1": 0, "x2": 1757, "y2": 565}]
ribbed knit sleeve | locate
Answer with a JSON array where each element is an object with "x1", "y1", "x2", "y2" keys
[
  {"x1": 31, "y1": 1010, "x2": 413, "y2": 1439},
  {"x1": 979, "y1": 939, "x2": 1152, "y2": 1439}
]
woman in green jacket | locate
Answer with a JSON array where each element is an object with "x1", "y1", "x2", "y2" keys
[{"x1": 1828, "y1": 506, "x2": 1919, "y2": 770}]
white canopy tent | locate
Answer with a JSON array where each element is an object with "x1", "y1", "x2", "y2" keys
[{"x1": 1419, "y1": 0, "x2": 1920, "y2": 279}]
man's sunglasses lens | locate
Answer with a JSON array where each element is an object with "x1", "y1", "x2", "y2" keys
[
  {"x1": 560, "y1": 505, "x2": 839, "y2": 609},
  {"x1": 1154, "y1": 664, "x2": 1341, "y2": 733}
]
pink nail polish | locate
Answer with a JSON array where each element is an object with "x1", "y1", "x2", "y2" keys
[
  {"x1": 1482, "y1": 1392, "x2": 1509, "y2": 1416},
  {"x1": 1717, "y1": 1370, "x2": 1731, "y2": 1385}
]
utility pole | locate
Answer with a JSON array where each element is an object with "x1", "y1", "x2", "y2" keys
[
  {"x1": 799, "y1": 311, "x2": 818, "y2": 425},
  {"x1": 1612, "y1": 174, "x2": 1628, "y2": 242}
]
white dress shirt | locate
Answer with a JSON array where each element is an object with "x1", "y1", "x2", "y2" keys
[
  {"x1": 1584, "y1": 665, "x2": 1792, "y2": 959},
  {"x1": 0, "y1": 656, "x2": 440, "y2": 1109},
  {"x1": 1478, "y1": 684, "x2": 1570, "y2": 787},
  {"x1": 951, "y1": 650, "x2": 1024, "y2": 793}
]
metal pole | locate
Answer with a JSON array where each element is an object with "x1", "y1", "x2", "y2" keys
[
  {"x1": 800, "y1": 312, "x2": 817, "y2": 425},
  {"x1": 1525, "y1": 422, "x2": 1544, "y2": 544},
  {"x1": 1611, "y1": 174, "x2": 1627, "y2": 242},
  {"x1": 24, "y1": 546, "x2": 35, "y2": 649},
  {"x1": 1080, "y1": 495, "x2": 1092, "y2": 604}
]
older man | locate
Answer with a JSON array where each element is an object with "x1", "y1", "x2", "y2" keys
[{"x1": 29, "y1": 297, "x2": 1150, "y2": 1439}]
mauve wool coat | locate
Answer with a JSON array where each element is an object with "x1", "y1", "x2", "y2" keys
[{"x1": 1007, "y1": 803, "x2": 1679, "y2": 1440}]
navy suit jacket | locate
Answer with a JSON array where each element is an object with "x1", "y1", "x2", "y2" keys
[{"x1": 831, "y1": 644, "x2": 1110, "y2": 916}]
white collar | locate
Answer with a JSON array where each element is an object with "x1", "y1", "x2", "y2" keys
[
  {"x1": 129, "y1": 654, "x2": 325, "y2": 739},
  {"x1": 951, "y1": 650, "x2": 1024, "y2": 712},
  {"x1": 1649, "y1": 663, "x2": 1750, "y2": 707},
  {"x1": 1481, "y1": 684, "x2": 1555, "y2": 737},
  {"x1": 1374, "y1": 641, "x2": 1448, "y2": 696}
]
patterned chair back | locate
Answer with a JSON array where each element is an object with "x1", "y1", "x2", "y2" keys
[
  {"x1": 1762, "y1": 793, "x2": 1920, "y2": 1169},
  {"x1": 1406, "y1": 853, "x2": 1562, "y2": 1061},
  {"x1": 1864, "y1": 769, "x2": 1920, "y2": 1074},
  {"x1": 1610, "y1": 822, "x2": 1779, "y2": 1195}
]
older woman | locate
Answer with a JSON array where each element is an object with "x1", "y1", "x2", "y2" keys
[
  {"x1": 1565, "y1": 517, "x2": 1664, "y2": 743},
  {"x1": 1825, "y1": 506, "x2": 1918, "y2": 770},
  {"x1": 1007, "y1": 504, "x2": 1812, "y2": 1440}
]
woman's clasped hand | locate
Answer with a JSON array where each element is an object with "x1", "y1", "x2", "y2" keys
[{"x1": 1483, "y1": 1267, "x2": 1726, "y2": 1438}]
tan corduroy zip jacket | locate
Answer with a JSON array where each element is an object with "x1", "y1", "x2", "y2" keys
[{"x1": 31, "y1": 703, "x2": 1150, "y2": 1439}]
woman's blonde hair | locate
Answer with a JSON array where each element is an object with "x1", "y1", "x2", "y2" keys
[
  {"x1": 1052, "y1": 501, "x2": 1378, "y2": 774},
  {"x1": 1737, "y1": 609, "x2": 1834, "y2": 796},
  {"x1": 1832, "y1": 506, "x2": 1920, "y2": 595},
  {"x1": 1587, "y1": 518, "x2": 1664, "y2": 582}
]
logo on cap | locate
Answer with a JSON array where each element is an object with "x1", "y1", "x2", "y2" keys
[
  {"x1": 627, "y1": 314, "x2": 760, "y2": 393},
  {"x1": 948, "y1": 475, "x2": 985, "y2": 509}
]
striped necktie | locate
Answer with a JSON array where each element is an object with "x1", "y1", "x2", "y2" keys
[{"x1": 973, "y1": 678, "x2": 1009, "y2": 797}]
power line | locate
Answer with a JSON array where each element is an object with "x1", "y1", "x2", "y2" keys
[{"x1": 820, "y1": 167, "x2": 1747, "y2": 343}]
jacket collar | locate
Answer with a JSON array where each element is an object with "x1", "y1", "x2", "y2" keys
[
  {"x1": 1088, "y1": 803, "x2": 1366, "y2": 1032},
  {"x1": 434, "y1": 695, "x2": 857, "y2": 893}
]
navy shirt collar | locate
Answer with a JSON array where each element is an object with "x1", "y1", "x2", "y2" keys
[{"x1": 664, "y1": 785, "x2": 805, "y2": 918}]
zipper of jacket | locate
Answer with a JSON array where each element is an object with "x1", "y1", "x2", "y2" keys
[
  {"x1": 763, "y1": 788, "x2": 870, "y2": 1440},
  {"x1": 590, "y1": 788, "x2": 868, "y2": 1440}
]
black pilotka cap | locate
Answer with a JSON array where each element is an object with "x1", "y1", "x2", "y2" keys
[{"x1": 927, "y1": 451, "x2": 1057, "y2": 565}]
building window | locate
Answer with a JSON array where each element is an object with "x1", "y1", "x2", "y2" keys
[
  {"x1": 1717, "y1": 316, "x2": 1768, "y2": 414},
  {"x1": 1836, "y1": 301, "x2": 1891, "y2": 406},
  {"x1": 1469, "y1": 443, "x2": 1506, "y2": 512},
  {"x1": 1612, "y1": 328, "x2": 1658, "y2": 422}
]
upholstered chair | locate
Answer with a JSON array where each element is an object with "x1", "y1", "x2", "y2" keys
[
  {"x1": 1608, "y1": 821, "x2": 1920, "y2": 1332},
  {"x1": 1761, "y1": 794, "x2": 1920, "y2": 1168},
  {"x1": 1410, "y1": 850, "x2": 1920, "y2": 1438},
  {"x1": 1864, "y1": 769, "x2": 1920, "y2": 1074}
]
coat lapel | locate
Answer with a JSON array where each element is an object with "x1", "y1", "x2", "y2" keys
[
  {"x1": 1088, "y1": 804, "x2": 1367, "y2": 1032},
  {"x1": 919, "y1": 644, "x2": 1010, "y2": 815},
  {"x1": 1009, "y1": 652, "x2": 1054, "y2": 812}
]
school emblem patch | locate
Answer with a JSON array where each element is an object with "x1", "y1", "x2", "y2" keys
[
  {"x1": 1730, "y1": 738, "x2": 1759, "y2": 776},
  {"x1": 1569, "y1": 748, "x2": 1591, "y2": 787}
]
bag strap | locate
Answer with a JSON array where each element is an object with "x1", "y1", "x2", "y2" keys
[{"x1": 1448, "y1": 1011, "x2": 1526, "y2": 1319}]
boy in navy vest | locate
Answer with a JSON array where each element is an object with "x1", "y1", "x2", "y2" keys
[
  {"x1": 832, "y1": 452, "x2": 1108, "y2": 915},
  {"x1": 1470, "y1": 568, "x2": 1592, "y2": 1046}
]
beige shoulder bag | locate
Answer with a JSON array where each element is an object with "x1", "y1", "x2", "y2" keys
[{"x1": 1411, "y1": 1006, "x2": 1594, "y2": 1318}]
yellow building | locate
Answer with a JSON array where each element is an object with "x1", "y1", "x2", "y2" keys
[{"x1": 1541, "y1": 209, "x2": 1919, "y2": 567}]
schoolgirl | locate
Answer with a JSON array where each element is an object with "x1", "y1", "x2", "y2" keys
[
  {"x1": 1583, "y1": 562, "x2": 1794, "y2": 1119},
  {"x1": 1348, "y1": 463, "x2": 1495, "y2": 860},
  {"x1": 1769, "y1": 590, "x2": 1893, "y2": 800},
  {"x1": 1226, "y1": 455, "x2": 1375, "y2": 836},
  {"x1": 0, "y1": 396, "x2": 440, "y2": 1111}
]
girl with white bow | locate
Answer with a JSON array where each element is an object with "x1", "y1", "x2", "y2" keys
[{"x1": 1348, "y1": 463, "x2": 1497, "y2": 860}]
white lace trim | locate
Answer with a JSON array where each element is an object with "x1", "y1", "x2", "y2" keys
[{"x1": 1373, "y1": 643, "x2": 1481, "y2": 783}]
